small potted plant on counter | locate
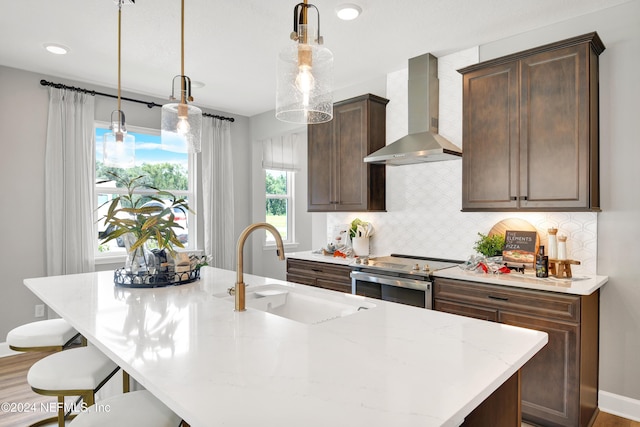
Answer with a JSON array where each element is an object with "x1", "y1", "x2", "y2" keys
[
  {"x1": 473, "y1": 232, "x2": 505, "y2": 258},
  {"x1": 98, "y1": 171, "x2": 193, "y2": 282}
]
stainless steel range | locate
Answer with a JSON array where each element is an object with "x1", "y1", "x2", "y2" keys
[{"x1": 350, "y1": 254, "x2": 463, "y2": 309}]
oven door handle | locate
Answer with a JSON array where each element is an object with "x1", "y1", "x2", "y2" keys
[{"x1": 350, "y1": 271, "x2": 430, "y2": 291}]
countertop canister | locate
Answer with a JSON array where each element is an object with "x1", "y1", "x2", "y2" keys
[
  {"x1": 557, "y1": 235, "x2": 568, "y2": 260},
  {"x1": 548, "y1": 228, "x2": 558, "y2": 259}
]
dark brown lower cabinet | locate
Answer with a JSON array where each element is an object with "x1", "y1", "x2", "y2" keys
[
  {"x1": 434, "y1": 278, "x2": 599, "y2": 427},
  {"x1": 286, "y1": 258, "x2": 352, "y2": 294}
]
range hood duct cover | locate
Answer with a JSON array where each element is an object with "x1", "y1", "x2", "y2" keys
[{"x1": 364, "y1": 53, "x2": 462, "y2": 165}]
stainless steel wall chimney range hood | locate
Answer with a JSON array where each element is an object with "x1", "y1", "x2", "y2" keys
[{"x1": 364, "y1": 53, "x2": 462, "y2": 165}]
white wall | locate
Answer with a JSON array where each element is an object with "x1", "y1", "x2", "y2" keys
[{"x1": 0, "y1": 65, "x2": 251, "y2": 339}]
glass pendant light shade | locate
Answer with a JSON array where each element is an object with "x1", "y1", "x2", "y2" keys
[
  {"x1": 276, "y1": 24, "x2": 333, "y2": 124},
  {"x1": 103, "y1": 110, "x2": 135, "y2": 168},
  {"x1": 161, "y1": 100, "x2": 202, "y2": 153},
  {"x1": 161, "y1": 0, "x2": 203, "y2": 153}
]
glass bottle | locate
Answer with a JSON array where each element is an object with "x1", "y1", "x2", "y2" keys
[
  {"x1": 536, "y1": 245, "x2": 549, "y2": 278},
  {"x1": 547, "y1": 228, "x2": 558, "y2": 260}
]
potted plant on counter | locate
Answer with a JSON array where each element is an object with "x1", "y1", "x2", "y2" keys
[
  {"x1": 98, "y1": 172, "x2": 192, "y2": 276},
  {"x1": 473, "y1": 232, "x2": 505, "y2": 258}
]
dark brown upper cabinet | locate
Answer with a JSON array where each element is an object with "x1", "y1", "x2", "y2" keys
[
  {"x1": 458, "y1": 32, "x2": 605, "y2": 211},
  {"x1": 307, "y1": 94, "x2": 388, "y2": 212}
]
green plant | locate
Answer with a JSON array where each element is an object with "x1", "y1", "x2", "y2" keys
[
  {"x1": 98, "y1": 171, "x2": 192, "y2": 257},
  {"x1": 473, "y1": 233, "x2": 505, "y2": 257},
  {"x1": 349, "y1": 218, "x2": 368, "y2": 239}
]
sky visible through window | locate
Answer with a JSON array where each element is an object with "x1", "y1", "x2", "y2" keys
[{"x1": 95, "y1": 128, "x2": 188, "y2": 168}]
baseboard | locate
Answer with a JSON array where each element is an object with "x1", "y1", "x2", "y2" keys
[
  {"x1": 0, "y1": 342, "x2": 21, "y2": 358},
  {"x1": 599, "y1": 390, "x2": 640, "y2": 422}
]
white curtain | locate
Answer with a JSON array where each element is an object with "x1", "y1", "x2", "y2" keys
[
  {"x1": 45, "y1": 88, "x2": 96, "y2": 276},
  {"x1": 201, "y1": 117, "x2": 235, "y2": 270}
]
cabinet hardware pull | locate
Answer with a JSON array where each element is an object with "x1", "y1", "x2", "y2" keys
[
  {"x1": 509, "y1": 196, "x2": 517, "y2": 201},
  {"x1": 488, "y1": 295, "x2": 509, "y2": 301},
  {"x1": 311, "y1": 268, "x2": 322, "y2": 272},
  {"x1": 520, "y1": 196, "x2": 528, "y2": 201}
]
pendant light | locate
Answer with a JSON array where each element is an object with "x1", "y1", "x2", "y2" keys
[
  {"x1": 103, "y1": 0, "x2": 135, "y2": 168},
  {"x1": 276, "y1": 0, "x2": 333, "y2": 124},
  {"x1": 161, "y1": 0, "x2": 202, "y2": 153}
]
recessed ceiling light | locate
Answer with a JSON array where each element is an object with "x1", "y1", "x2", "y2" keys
[
  {"x1": 336, "y1": 3, "x2": 362, "y2": 21},
  {"x1": 44, "y1": 43, "x2": 70, "y2": 55}
]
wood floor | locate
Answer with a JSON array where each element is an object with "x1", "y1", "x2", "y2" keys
[
  {"x1": 0, "y1": 351, "x2": 58, "y2": 427},
  {"x1": 1, "y1": 351, "x2": 639, "y2": 427}
]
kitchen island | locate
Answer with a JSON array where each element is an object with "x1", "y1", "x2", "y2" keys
[{"x1": 24, "y1": 267, "x2": 547, "y2": 426}]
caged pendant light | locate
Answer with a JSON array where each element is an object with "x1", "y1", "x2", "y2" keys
[
  {"x1": 103, "y1": 0, "x2": 135, "y2": 169},
  {"x1": 276, "y1": 0, "x2": 333, "y2": 124},
  {"x1": 161, "y1": 0, "x2": 202, "y2": 153}
]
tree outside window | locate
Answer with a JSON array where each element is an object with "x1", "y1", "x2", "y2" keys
[{"x1": 265, "y1": 169, "x2": 292, "y2": 242}]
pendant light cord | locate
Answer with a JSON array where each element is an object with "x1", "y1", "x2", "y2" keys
[
  {"x1": 302, "y1": 0, "x2": 308, "y2": 43},
  {"x1": 117, "y1": 0, "x2": 123, "y2": 113},
  {"x1": 180, "y1": 0, "x2": 186, "y2": 104}
]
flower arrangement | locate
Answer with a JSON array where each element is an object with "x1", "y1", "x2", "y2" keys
[{"x1": 98, "y1": 172, "x2": 192, "y2": 273}]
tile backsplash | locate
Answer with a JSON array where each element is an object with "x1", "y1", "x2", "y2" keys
[{"x1": 327, "y1": 47, "x2": 597, "y2": 275}]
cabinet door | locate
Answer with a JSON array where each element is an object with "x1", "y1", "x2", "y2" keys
[
  {"x1": 462, "y1": 61, "x2": 520, "y2": 210},
  {"x1": 520, "y1": 44, "x2": 591, "y2": 209},
  {"x1": 500, "y1": 311, "x2": 579, "y2": 427},
  {"x1": 308, "y1": 120, "x2": 336, "y2": 211},
  {"x1": 307, "y1": 94, "x2": 387, "y2": 212},
  {"x1": 286, "y1": 259, "x2": 352, "y2": 293},
  {"x1": 333, "y1": 100, "x2": 370, "y2": 211}
]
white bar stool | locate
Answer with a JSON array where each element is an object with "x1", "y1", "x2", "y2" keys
[
  {"x1": 68, "y1": 390, "x2": 184, "y2": 427},
  {"x1": 27, "y1": 345, "x2": 120, "y2": 427},
  {"x1": 7, "y1": 318, "x2": 82, "y2": 352}
]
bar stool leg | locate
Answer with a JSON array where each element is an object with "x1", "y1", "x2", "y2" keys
[
  {"x1": 57, "y1": 396, "x2": 65, "y2": 427},
  {"x1": 123, "y1": 370, "x2": 130, "y2": 393}
]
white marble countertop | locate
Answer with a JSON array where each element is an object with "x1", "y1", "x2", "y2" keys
[
  {"x1": 433, "y1": 267, "x2": 608, "y2": 295},
  {"x1": 24, "y1": 267, "x2": 547, "y2": 427}
]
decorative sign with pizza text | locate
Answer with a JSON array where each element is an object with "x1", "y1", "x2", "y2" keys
[{"x1": 503, "y1": 230, "x2": 538, "y2": 266}]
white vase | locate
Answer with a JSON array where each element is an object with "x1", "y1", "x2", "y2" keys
[{"x1": 352, "y1": 237, "x2": 370, "y2": 256}]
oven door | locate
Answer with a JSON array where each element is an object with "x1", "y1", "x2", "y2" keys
[{"x1": 350, "y1": 271, "x2": 431, "y2": 309}]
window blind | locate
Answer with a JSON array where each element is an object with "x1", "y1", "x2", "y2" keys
[{"x1": 261, "y1": 132, "x2": 300, "y2": 172}]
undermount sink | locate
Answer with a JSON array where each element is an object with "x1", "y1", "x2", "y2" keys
[{"x1": 220, "y1": 284, "x2": 376, "y2": 325}]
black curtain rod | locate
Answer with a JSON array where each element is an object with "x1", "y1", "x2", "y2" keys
[{"x1": 39, "y1": 79, "x2": 235, "y2": 123}]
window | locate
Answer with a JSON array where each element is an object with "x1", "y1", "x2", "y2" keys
[
  {"x1": 265, "y1": 169, "x2": 293, "y2": 244},
  {"x1": 95, "y1": 123, "x2": 195, "y2": 257}
]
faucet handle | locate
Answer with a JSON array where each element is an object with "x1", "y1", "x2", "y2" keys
[{"x1": 227, "y1": 287, "x2": 236, "y2": 296}]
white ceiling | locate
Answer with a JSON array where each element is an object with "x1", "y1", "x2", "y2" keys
[{"x1": 0, "y1": 0, "x2": 630, "y2": 117}]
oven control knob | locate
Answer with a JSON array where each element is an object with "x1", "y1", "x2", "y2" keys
[
  {"x1": 423, "y1": 264, "x2": 430, "y2": 272},
  {"x1": 413, "y1": 263, "x2": 420, "y2": 271}
]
